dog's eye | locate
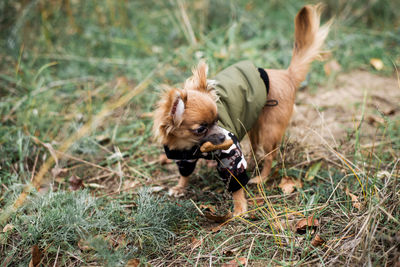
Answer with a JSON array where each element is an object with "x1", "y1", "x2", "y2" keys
[{"x1": 195, "y1": 126, "x2": 208, "y2": 135}]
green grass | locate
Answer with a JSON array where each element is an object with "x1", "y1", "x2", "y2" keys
[{"x1": 1, "y1": 0, "x2": 399, "y2": 265}]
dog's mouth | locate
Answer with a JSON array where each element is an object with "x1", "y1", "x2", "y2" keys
[
  {"x1": 200, "y1": 133, "x2": 225, "y2": 146},
  {"x1": 199, "y1": 125, "x2": 226, "y2": 146}
]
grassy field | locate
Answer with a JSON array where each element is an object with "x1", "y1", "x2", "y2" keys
[{"x1": 0, "y1": 0, "x2": 399, "y2": 266}]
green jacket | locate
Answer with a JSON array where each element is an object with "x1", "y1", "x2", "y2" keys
[{"x1": 213, "y1": 60, "x2": 267, "y2": 141}]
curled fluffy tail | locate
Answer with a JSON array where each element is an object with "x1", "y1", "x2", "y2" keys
[{"x1": 288, "y1": 4, "x2": 331, "y2": 87}]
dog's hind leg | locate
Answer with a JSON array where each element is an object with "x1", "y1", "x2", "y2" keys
[{"x1": 248, "y1": 142, "x2": 278, "y2": 184}]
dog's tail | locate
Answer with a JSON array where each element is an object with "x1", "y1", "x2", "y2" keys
[{"x1": 288, "y1": 4, "x2": 331, "y2": 87}]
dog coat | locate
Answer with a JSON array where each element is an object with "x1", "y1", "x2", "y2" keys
[
  {"x1": 164, "y1": 61, "x2": 269, "y2": 192},
  {"x1": 215, "y1": 60, "x2": 269, "y2": 140}
]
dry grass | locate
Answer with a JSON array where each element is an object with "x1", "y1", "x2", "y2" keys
[{"x1": 0, "y1": 0, "x2": 399, "y2": 266}]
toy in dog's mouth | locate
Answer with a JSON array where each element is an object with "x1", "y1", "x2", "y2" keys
[{"x1": 200, "y1": 138, "x2": 233, "y2": 152}]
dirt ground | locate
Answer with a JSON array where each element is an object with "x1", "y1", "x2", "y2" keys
[{"x1": 288, "y1": 70, "x2": 399, "y2": 154}]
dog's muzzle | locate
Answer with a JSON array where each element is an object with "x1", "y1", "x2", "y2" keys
[{"x1": 201, "y1": 125, "x2": 226, "y2": 145}]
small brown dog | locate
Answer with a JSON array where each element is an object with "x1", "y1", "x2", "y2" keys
[{"x1": 153, "y1": 5, "x2": 330, "y2": 216}]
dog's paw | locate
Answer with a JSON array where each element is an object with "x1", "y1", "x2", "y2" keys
[
  {"x1": 248, "y1": 176, "x2": 263, "y2": 185},
  {"x1": 168, "y1": 186, "x2": 186, "y2": 197},
  {"x1": 206, "y1": 160, "x2": 218, "y2": 168},
  {"x1": 232, "y1": 206, "x2": 248, "y2": 218}
]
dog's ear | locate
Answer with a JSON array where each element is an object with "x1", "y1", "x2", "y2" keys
[
  {"x1": 184, "y1": 60, "x2": 209, "y2": 91},
  {"x1": 169, "y1": 90, "x2": 187, "y2": 127}
]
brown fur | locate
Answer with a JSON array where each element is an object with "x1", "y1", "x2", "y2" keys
[
  {"x1": 249, "y1": 4, "x2": 331, "y2": 183},
  {"x1": 153, "y1": 4, "x2": 331, "y2": 215}
]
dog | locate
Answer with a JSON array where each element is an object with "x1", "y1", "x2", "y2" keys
[{"x1": 153, "y1": 4, "x2": 330, "y2": 216}]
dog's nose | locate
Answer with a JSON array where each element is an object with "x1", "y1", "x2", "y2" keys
[{"x1": 217, "y1": 133, "x2": 225, "y2": 143}]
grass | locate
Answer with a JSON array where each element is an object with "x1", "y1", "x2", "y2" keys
[{"x1": 1, "y1": 0, "x2": 399, "y2": 266}]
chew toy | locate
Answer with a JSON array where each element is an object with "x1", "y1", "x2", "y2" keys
[{"x1": 200, "y1": 139, "x2": 233, "y2": 153}]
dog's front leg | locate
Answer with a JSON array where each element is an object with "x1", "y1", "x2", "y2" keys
[
  {"x1": 232, "y1": 188, "x2": 247, "y2": 217},
  {"x1": 169, "y1": 175, "x2": 189, "y2": 197}
]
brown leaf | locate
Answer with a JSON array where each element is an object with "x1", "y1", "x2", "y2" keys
[
  {"x1": 367, "y1": 115, "x2": 385, "y2": 126},
  {"x1": 222, "y1": 257, "x2": 247, "y2": 267},
  {"x1": 95, "y1": 134, "x2": 111, "y2": 145},
  {"x1": 2, "y1": 224, "x2": 14, "y2": 233},
  {"x1": 190, "y1": 237, "x2": 203, "y2": 250},
  {"x1": 324, "y1": 59, "x2": 341, "y2": 76},
  {"x1": 295, "y1": 214, "x2": 319, "y2": 234},
  {"x1": 51, "y1": 167, "x2": 68, "y2": 178},
  {"x1": 345, "y1": 188, "x2": 361, "y2": 210},
  {"x1": 383, "y1": 108, "x2": 396, "y2": 116},
  {"x1": 370, "y1": 58, "x2": 384, "y2": 70},
  {"x1": 69, "y1": 175, "x2": 84, "y2": 191},
  {"x1": 311, "y1": 234, "x2": 325, "y2": 247},
  {"x1": 279, "y1": 177, "x2": 302, "y2": 195},
  {"x1": 250, "y1": 198, "x2": 265, "y2": 206},
  {"x1": 204, "y1": 211, "x2": 232, "y2": 223},
  {"x1": 78, "y1": 239, "x2": 92, "y2": 251},
  {"x1": 199, "y1": 204, "x2": 217, "y2": 213},
  {"x1": 123, "y1": 180, "x2": 140, "y2": 191},
  {"x1": 115, "y1": 234, "x2": 127, "y2": 248},
  {"x1": 148, "y1": 186, "x2": 164, "y2": 193},
  {"x1": 271, "y1": 219, "x2": 292, "y2": 232},
  {"x1": 211, "y1": 225, "x2": 222, "y2": 233},
  {"x1": 29, "y1": 245, "x2": 42, "y2": 267},
  {"x1": 125, "y1": 258, "x2": 140, "y2": 267}
]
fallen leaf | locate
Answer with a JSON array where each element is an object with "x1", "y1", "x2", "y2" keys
[
  {"x1": 271, "y1": 219, "x2": 292, "y2": 232},
  {"x1": 204, "y1": 211, "x2": 232, "y2": 223},
  {"x1": 69, "y1": 175, "x2": 84, "y2": 191},
  {"x1": 199, "y1": 204, "x2": 216, "y2": 213},
  {"x1": 38, "y1": 185, "x2": 50, "y2": 195},
  {"x1": 113, "y1": 234, "x2": 127, "y2": 249},
  {"x1": 125, "y1": 258, "x2": 140, "y2": 267},
  {"x1": 78, "y1": 239, "x2": 92, "y2": 251},
  {"x1": 324, "y1": 59, "x2": 341, "y2": 76},
  {"x1": 279, "y1": 177, "x2": 302, "y2": 194},
  {"x1": 345, "y1": 188, "x2": 361, "y2": 210},
  {"x1": 222, "y1": 257, "x2": 247, "y2": 267},
  {"x1": 377, "y1": 171, "x2": 391, "y2": 179},
  {"x1": 311, "y1": 234, "x2": 325, "y2": 247},
  {"x1": 86, "y1": 183, "x2": 106, "y2": 189},
  {"x1": 95, "y1": 134, "x2": 111, "y2": 145},
  {"x1": 382, "y1": 107, "x2": 396, "y2": 116},
  {"x1": 190, "y1": 237, "x2": 203, "y2": 250},
  {"x1": 367, "y1": 115, "x2": 385, "y2": 126},
  {"x1": 370, "y1": 58, "x2": 384, "y2": 70},
  {"x1": 29, "y1": 245, "x2": 42, "y2": 267},
  {"x1": 51, "y1": 167, "x2": 68, "y2": 178},
  {"x1": 2, "y1": 224, "x2": 13, "y2": 233},
  {"x1": 295, "y1": 214, "x2": 319, "y2": 234},
  {"x1": 149, "y1": 186, "x2": 164, "y2": 193},
  {"x1": 159, "y1": 154, "x2": 173, "y2": 165},
  {"x1": 250, "y1": 198, "x2": 265, "y2": 206},
  {"x1": 211, "y1": 224, "x2": 223, "y2": 233},
  {"x1": 305, "y1": 162, "x2": 322, "y2": 181},
  {"x1": 123, "y1": 180, "x2": 140, "y2": 191}
]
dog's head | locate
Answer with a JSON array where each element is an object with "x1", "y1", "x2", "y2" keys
[{"x1": 153, "y1": 61, "x2": 226, "y2": 150}]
